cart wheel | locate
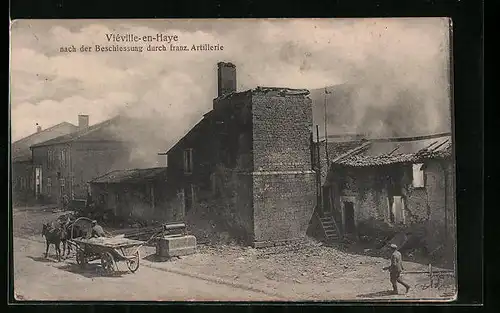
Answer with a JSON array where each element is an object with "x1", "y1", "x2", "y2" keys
[
  {"x1": 101, "y1": 252, "x2": 115, "y2": 274},
  {"x1": 76, "y1": 250, "x2": 87, "y2": 268},
  {"x1": 126, "y1": 251, "x2": 140, "y2": 273}
]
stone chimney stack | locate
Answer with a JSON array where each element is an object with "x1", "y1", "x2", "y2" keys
[
  {"x1": 217, "y1": 62, "x2": 236, "y2": 97},
  {"x1": 78, "y1": 115, "x2": 89, "y2": 130}
]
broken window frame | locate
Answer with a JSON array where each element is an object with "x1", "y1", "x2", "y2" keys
[
  {"x1": 387, "y1": 195, "x2": 406, "y2": 225},
  {"x1": 412, "y1": 163, "x2": 425, "y2": 188}
]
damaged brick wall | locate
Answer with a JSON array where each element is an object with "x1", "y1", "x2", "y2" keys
[
  {"x1": 405, "y1": 167, "x2": 431, "y2": 224},
  {"x1": 350, "y1": 169, "x2": 387, "y2": 222},
  {"x1": 204, "y1": 165, "x2": 254, "y2": 243},
  {"x1": 421, "y1": 159, "x2": 455, "y2": 250},
  {"x1": 333, "y1": 159, "x2": 453, "y2": 251},
  {"x1": 251, "y1": 92, "x2": 316, "y2": 246},
  {"x1": 164, "y1": 89, "x2": 316, "y2": 246},
  {"x1": 252, "y1": 92, "x2": 312, "y2": 172},
  {"x1": 166, "y1": 92, "x2": 255, "y2": 242},
  {"x1": 425, "y1": 161, "x2": 446, "y2": 226},
  {"x1": 253, "y1": 173, "x2": 316, "y2": 245}
]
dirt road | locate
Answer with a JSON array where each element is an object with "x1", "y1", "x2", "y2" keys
[
  {"x1": 12, "y1": 236, "x2": 278, "y2": 301},
  {"x1": 11, "y1": 206, "x2": 456, "y2": 301},
  {"x1": 11, "y1": 206, "x2": 280, "y2": 301}
]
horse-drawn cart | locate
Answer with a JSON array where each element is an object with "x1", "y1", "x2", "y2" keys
[
  {"x1": 64, "y1": 217, "x2": 195, "y2": 275},
  {"x1": 71, "y1": 237, "x2": 144, "y2": 274},
  {"x1": 65, "y1": 217, "x2": 152, "y2": 275}
]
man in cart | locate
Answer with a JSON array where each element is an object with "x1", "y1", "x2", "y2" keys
[{"x1": 87, "y1": 220, "x2": 107, "y2": 238}]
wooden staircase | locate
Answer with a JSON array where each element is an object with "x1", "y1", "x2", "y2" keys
[{"x1": 319, "y1": 211, "x2": 342, "y2": 243}]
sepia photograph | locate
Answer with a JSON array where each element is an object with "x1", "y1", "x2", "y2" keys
[{"x1": 10, "y1": 18, "x2": 456, "y2": 301}]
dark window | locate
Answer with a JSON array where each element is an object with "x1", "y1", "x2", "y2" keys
[
  {"x1": 61, "y1": 149, "x2": 66, "y2": 168},
  {"x1": 388, "y1": 196, "x2": 405, "y2": 224},
  {"x1": 60, "y1": 178, "x2": 66, "y2": 196},
  {"x1": 388, "y1": 196, "x2": 395, "y2": 223},
  {"x1": 47, "y1": 150, "x2": 53, "y2": 169},
  {"x1": 184, "y1": 149, "x2": 193, "y2": 174},
  {"x1": 47, "y1": 178, "x2": 52, "y2": 195}
]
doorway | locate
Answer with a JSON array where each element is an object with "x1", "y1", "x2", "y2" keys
[
  {"x1": 322, "y1": 186, "x2": 331, "y2": 215},
  {"x1": 343, "y1": 201, "x2": 355, "y2": 234}
]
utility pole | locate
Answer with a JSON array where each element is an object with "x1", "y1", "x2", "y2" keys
[
  {"x1": 324, "y1": 88, "x2": 331, "y2": 165},
  {"x1": 316, "y1": 125, "x2": 323, "y2": 215}
]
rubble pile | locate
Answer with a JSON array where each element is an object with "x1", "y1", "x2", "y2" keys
[
  {"x1": 185, "y1": 209, "x2": 240, "y2": 246},
  {"x1": 195, "y1": 236, "x2": 387, "y2": 284}
]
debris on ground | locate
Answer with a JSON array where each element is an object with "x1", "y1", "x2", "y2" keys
[{"x1": 13, "y1": 205, "x2": 456, "y2": 300}]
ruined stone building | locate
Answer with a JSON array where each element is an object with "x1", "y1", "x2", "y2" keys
[
  {"x1": 311, "y1": 134, "x2": 455, "y2": 250},
  {"x1": 29, "y1": 115, "x2": 135, "y2": 206},
  {"x1": 69, "y1": 61, "x2": 454, "y2": 252},
  {"x1": 88, "y1": 167, "x2": 180, "y2": 221},
  {"x1": 159, "y1": 62, "x2": 316, "y2": 248},
  {"x1": 12, "y1": 121, "x2": 78, "y2": 205}
]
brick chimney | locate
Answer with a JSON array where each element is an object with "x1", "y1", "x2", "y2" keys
[
  {"x1": 217, "y1": 62, "x2": 236, "y2": 97},
  {"x1": 78, "y1": 115, "x2": 89, "y2": 130},
  {"x1": 36, "y1": 124, "x2": 42, "y2": 133}
]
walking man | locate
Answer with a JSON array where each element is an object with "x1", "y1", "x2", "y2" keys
[{"x1": 383, "y1": 243, "x2": 411, "y2": 294}]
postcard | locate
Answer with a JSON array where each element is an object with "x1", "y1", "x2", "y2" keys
[{"x1": 10, "y1": 18, "x2": 456, "y2": 302}]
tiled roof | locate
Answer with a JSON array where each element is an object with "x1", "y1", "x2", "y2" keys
[
  {"x1": 332, "y1": 141, "x2": 452, "y2": 167},
  {"x1": 90, "y1": 167, "x2": 168, "y2": 184},
  {"x1": 362, "y1": 134, "x2": 451, "y2": 156},
  {"x1": 334, "y1": 153, "x2": 417, "y2": 167},
  {"x1": 326, "y1": 140, "x2": 367, "y2": 160}
]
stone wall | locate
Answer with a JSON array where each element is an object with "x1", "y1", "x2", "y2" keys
[
  {"x1": 252, "y1": 172, "x2": 316, "y2": 246},
  {"x1": 251, "y1": 91, "x2": 316, "y2": 247}
]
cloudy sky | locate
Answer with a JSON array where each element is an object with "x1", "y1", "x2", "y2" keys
[{"x1": 10, "y1": 18, "x2": 451, "y2": 147}]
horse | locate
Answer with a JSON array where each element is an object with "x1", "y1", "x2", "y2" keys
[
  {"x1": 41, "y1": 222, "x2": 63, "y2": 261},
  {"x1": 59, "y1": 218, "x2": 86, "y2": 257}
]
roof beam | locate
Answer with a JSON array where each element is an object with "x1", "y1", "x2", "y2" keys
[{"x1": 330, "y1": 141, "x2": 372, "y2": 164}]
